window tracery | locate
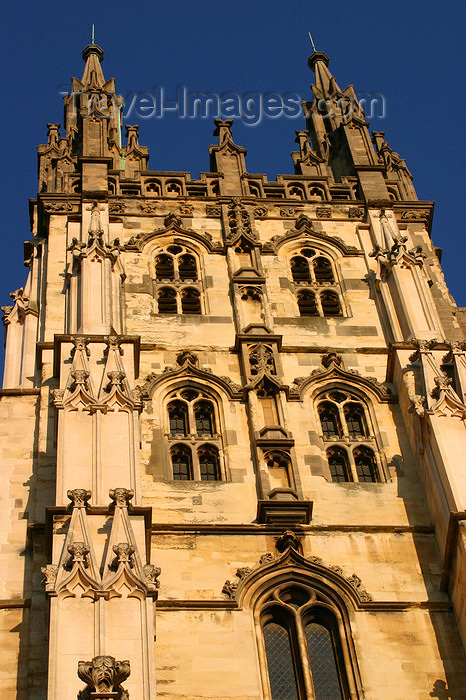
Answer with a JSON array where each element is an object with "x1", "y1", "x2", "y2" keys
[
  {"x1": 166, "y1": 388, "x2": 222, "y2": 481},
  {"x1": 154, "y1": 244, "x2": 202, "y2": 314},
  {"x1": 259, "y1": 583, "x2": 350, "y2": 699},
  {"x1": 317, "y1": 390, "x2": 380, "y2": 482},
  {"x1": 290, "y1": 248, "x2": 342, "y2": 317}
]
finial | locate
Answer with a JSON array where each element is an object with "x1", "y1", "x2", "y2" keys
[
  {"x1": 308, "y1": 31, "x2": 317, "y2": 53},
  {"x1": 91, "y1": 24, "x2": 95, "y2": 45}
]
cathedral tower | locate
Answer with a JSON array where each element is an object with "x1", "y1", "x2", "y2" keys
[{"x1": 1, "y1": 41, "x2": 466, "y2": 699}]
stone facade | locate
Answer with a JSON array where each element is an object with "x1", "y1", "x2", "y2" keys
[{"x1": 1, "y1": 41, "x2": 466, "y2": 699}]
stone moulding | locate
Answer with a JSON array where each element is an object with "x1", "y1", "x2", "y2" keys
[
  {"x1": 137, "y1": 353, "x2": 243, "y2": 401},
  {"x1": 124, "y1": 214, "x2": 222, "y2": 253},
  {"x1": 261, "y1": 213, "x2": 361, "y2": 255},
  {"x1": 288, "y1": 355, "x2": 394, "y2": 402},
  {"x1": 222, "y1": 542, "x2": 373, "y2": 608}
]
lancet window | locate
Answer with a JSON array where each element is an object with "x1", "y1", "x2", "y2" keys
[
  {"x1": 154, "y1": 244, "x2": 202, "y2": 314},
  {"x1": 290, "y1": 247, "x2": 342, "y2": 317},
  {"x1": 167, "y1": 388, "x2": 222, "y2": 481},
  {"x1": 258, "y1": 583, "x2": 355, "y2": 699},
  {"x1": 317, "y1": 390, "x2": 380, "y2": 483}
]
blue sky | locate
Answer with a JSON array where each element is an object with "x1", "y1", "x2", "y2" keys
[{"x1": 0, "y1": 0, "x2": 464, "y2": 367}]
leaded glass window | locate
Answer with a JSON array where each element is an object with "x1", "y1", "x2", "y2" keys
[{"x1": 260, "y1": 584, "x2": 353, "y2": 699}]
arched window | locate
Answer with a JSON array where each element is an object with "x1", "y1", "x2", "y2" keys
[
  {"x1": 166, "y1": 388, "x2": 222, "y2": 481},
  {"x1": 154, "y1": 245, "x2": 203, "y2": 315},
  {"x1": 198, "y1": 444, "x2": 220, "y2": 481},
  {"x1": 313, "y1": 256, "x2": 334, "y2": 283},
  {"x1": 178, "y1": 254, "x2": 197, "y2": 280},
  {"x1": 170, "y1": 444, "x2": 193, "y2": 480},
  {"x1": 344, "y1": 403, "x2": 367, "y2": 438},
  {"x1": 158, "y1": 287, "x2": 177, "y2": 314},
  {"x1": 318, "y1": 402, "x2": 342, "y2": 438},
  {"x1": 353, "y1": 446, "x2": 377, "y2": 483},
  {"x1": 316, "y1": 390, "x2": 381, "y2": 483},
  {"x1": 290, "y1": 248, "x2": 343, "y2": 318},
  {"x1": 291, "y1": 256, "x2": 311, "y2": 283},
  {"x1": 260, "y1": 584, "x2": 351, "y2": 699},
  {"x1": 194, "y1": 400, "x2": 215, "y2": 436},
  {"x1": 168, "y1": 401, "x2": 188, "y2": 437},
  {"x1": 181, "y1": 288, "x2": 201, "y2": 314},
  {"x1": 327, "y1": 446, "x2": 351, "y2": 482},
  {"x1": 155, "y1": 254, "x2": 175, "y2": 280},
  {"x1": 321, "y1": 290, "x2": 342, "y2": 316},
  {"x1": 297, "y1": 290, "x2": 318, "y2": 317}
]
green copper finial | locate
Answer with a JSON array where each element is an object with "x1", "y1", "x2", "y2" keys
[
  {"x1": 308, "y1": 31, "x2": 317, "y2": 53},
  {"x1": 91, "y1": 24, "x2": 95, "y2": 45}
]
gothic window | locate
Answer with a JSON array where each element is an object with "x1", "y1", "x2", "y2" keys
[
  {"x1": 156, "y1": 254, "x2": 175, "y2": 280},
  {"x1": 318, "y1": 402, "x2": 341, "y2": 439},
  {"x1": 327, "y1": 446, "x2": 351, "y2": 483},
  {"x1": 166, "y1": 388, "x2": 223, "y2": 481},
  {"x1": 317, "y1": 390, "x2": 381, "y2": 483},
  {"x1": 198, "y1": 444, "x2": 220, "y2": 481},
  {"x1": 353, "y1": 446, "x2": 377, "y2": 483},
  {"x1": 181, "y1": 288, "x2": 201, "y2": 314},
  {"x1": 291, "y1": 256, "x2": 312, "y2": 284},
  {"x1": 260, "y1": 584, "x2": 350, "y2": 699},
  {"x1": 170, "y1": 444, "x2": 193, "y2": 480},
  {"x1": 178, "y1": 254, "x2": 198, "y2": 280},
  {"x1": 344, "y1": 403, "x2": 367, "y2": 438},
  {"x1": 158, "y1": 287, "x2": 177, "y2": 314},
  {"x1": 168, "y1": 400, "x2": 188, "y2": 437},
  {"x1": 290, "y1": 248, "x2": 342, "y2": 317},
  {"x1": 154, "y1": 245, "x2": 203, "y2": 314},
  {"x1": 321, "y1": 290, "x2": 342, "y2": 316},
  {"x1": 194, "y1": 400, "x2": 215, "y2": 436},
  {"x1": 297, "y1": 290, "x2": 318, "y2": 317}
]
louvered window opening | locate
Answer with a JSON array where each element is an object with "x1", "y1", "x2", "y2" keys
[
  {"x1": 154, "y1": 246, "x2": 202, "y2": 314},
  {"x1": 167, "y1": 389, "x2": 222, "y2": 481},
  {"x1": 291, "y1": 248, "x2": 342, "y2": 317},
  {"x1": 317, "y1": 391, "x2": 379, "y2": 483}
]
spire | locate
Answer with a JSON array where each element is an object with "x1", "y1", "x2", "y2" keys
[
  {"x1": 308, "y1": 51, "x2": 342, "y2": 100},
  {"x1": 81, "y1": 40, "x2": 105, "y2": 89}
]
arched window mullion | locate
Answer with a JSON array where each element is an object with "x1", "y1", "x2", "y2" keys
[
  {"x1": 294, "y1": 608, "x2": 317, "y2": 699},
  {"x1": 347, "y1": 448, "x2": 359, "y2": 483}
]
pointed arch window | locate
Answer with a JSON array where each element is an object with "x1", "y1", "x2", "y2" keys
[
  {"x1": 297, "y1": 290, "x2": 318, "y2": 317},
  {"x1": 318, "y1": 402, "x2": 342, "y2": 439},
  {"x1": 154, "y1": 244, "x2": 203, "y2": 314},
  {"x1": 198, "y1": 444, "x2": 220, "y2": 481},
  {"x1": 166, "y1": 388, "x2": 223, "y2": 481},
  {"x1": 353, "y1": 446, "x2": 377, "y2": 483},
  {"x1": 194, "y1": 400, "x2": 215, "y2": 437},
  {"x1": 170, "y1": 444, "x2": 193, "y2": 480},
  {"x1": 327, "y1": 446, "x2": 351, "y2": 483},
  {"x1": 290, "y1": 247, "x2": 343, "y2": 318},
  {"x1": 259, "y1": 583, "x2": 357, "y2": 699},
  {"x1": 316, "y1": 390, "x2": 382, "y2": 483},
  {"x1": 158, "y1": 287, "x2": 177, "y2": 314},
  {"x1": 168, "y1": 401, "x2": 188, "y2": 437}
]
